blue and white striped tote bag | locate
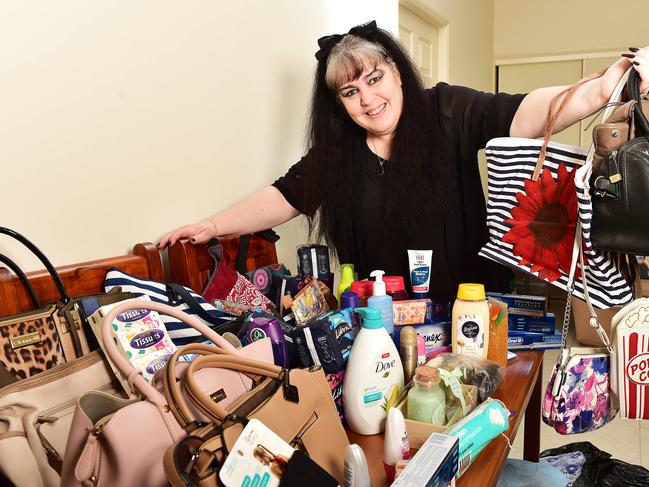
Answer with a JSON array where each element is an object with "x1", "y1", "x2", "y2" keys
[
  {"x1": 104, "y1": 268, "x2": 237, "y2": 345},
  {"x1": 479, "y1": 137, "x2": 633, "y2": 309}
]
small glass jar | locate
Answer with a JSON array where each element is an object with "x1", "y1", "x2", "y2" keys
[{"x1": 407, "y1": 366, "x2": 446, "y2": 425}]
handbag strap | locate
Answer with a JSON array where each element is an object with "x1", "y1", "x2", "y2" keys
[
  {"x1": 183, "y1": 354, "x2": 289, "y2": 422},
  {"x1": 0, "y1": 252, "x2": 41, "y2": 309},
  {"x1": 533, "y1": 70, "x2": 605, "y2": 181},
  {"x1": 166, "y1": 282, "x2": 232, "y2": 329},
  {"x1": 161, "y1": 343, "x2": 240, "y2": 429},
  {"x1": 100, "y1": 300, "x2": 241, "y2": 406},
  {"x1": 560, "y1": 222, "x2": 613, "y2": 354},
  {"x1": 627, "y1": 68, "x2": 649, "y2": 137},
  {"x1": 0, "y1": 227, "x2": 69, "y2": 303}
]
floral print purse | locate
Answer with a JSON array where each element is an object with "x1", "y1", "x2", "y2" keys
[{"x1": 542, "y1": 223, "x2": 615, "y2": 434}]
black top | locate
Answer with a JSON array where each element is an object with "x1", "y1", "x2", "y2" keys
[{"x1": 273, "y1": 84, "x2": 526, "y2": 301}]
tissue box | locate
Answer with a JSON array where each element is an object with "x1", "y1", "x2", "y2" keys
[
  {"x1": 393, "y1": 322, "x2": 451, "y2": 359},
  {"x1": 393, "y1": 299, "x2": 434, "y2": 325}
]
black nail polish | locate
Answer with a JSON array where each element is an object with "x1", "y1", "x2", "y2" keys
[
  {"x1": 622, "y1": 53, "x2": 635, "y2": 59},
  {"x1": 630, "y1": 47, "x2": 640, "y2": 52},
  {"x1": 634, "y1": 61, "x2": 640, "y2": 66}
]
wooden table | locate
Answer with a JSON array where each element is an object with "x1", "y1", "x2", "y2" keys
[{"x1": 348, "y1": 350, "x2": 545, "y2": 487}]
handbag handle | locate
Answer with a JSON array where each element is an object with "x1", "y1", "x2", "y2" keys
[
  {"x1": 0, "y1": 227, "x2": 69, "y2": 303},
  {"x1": 181, "y1": 354, "x2": 287, "y2": 423},
  {"x1": 165, "y1": 283, "x2": 233, "y2": 329},
  {"x1": 533, "y1": 70, "x2": 606, "y2": 181},
  {"x1": 627, "y1": 68, "x2": 649, "y2": 138},
  {"x1": 100, "y1": 299, "x2": 241, "y2": 406},
  {"x1": 161, "y1": 343, "x2": 247, "y2": 429},
  {"x1": 0, "y1": 252, "x2": 41, "y2": 309}
]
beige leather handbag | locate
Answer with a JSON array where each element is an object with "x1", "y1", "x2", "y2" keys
[
  {"x1": 163, "y1": 353, "x2": 349, "y2": 486},
  {"x1": 0, "y1": 350, "x2": 120, "y2": 487},
  {"x1": 61, "y1": 300, "x2": 273, "y2": 487}
]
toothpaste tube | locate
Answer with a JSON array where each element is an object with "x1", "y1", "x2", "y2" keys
[{"x1": 407, "y1": 250, "x2": 432, "y2": 299}]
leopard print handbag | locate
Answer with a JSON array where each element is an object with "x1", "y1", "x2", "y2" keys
[{"x1": 0, "y1": 227, "x2": 84, "y2": 384}]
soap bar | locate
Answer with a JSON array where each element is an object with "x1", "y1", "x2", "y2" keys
[{"x1": 393, "y1": 299, "x2": 433, "y2": 325}]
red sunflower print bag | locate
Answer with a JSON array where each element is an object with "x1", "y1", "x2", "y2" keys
[{"x1": 479, "y1": 77, "x2": 633, "y2": 309}]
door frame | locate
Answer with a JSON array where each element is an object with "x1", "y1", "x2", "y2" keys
[{"x1": 399, "y1": 0, "x2": 450, "y2": 83}]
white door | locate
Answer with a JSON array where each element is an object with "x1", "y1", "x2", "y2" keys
[{"x1": 398, "y1": 4, "x2": 441, "y2": 88}]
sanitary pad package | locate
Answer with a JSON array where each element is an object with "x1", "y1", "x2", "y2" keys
[{"x1": 292, "y1": 308, "x2": 359, "y2": 373}]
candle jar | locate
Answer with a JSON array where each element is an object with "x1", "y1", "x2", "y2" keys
[{"x1": 407, "y1": 366, "x2": 446, "y2": 425}]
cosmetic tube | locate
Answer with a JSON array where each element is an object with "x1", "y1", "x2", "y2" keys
[
  {"x1": 383, "y1": 408, "x2": 410, "y2": 483},
  {"x1": 344, "y1": 444, "x2": 372, "y2": 487},
  {"x1": 407, "y1": 250, "x2": 432, "y2": 299}
]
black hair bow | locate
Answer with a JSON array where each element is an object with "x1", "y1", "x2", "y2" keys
[{"x1": 314, "y1": 20, "x2": 379, "y2": 61}]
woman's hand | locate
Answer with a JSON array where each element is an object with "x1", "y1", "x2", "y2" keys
[
  {"x1": 600, "y1": 47, "x2": 649, "y2": 101},
  {"x1": 158, "y1": 220, "x2": 217, "y2": 248}
]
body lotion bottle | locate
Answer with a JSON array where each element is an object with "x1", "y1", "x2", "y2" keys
[{"x1": 343, "y1": 307, "x2": 405, "y2": 435}]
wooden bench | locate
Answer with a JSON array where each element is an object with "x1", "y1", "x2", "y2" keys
[
  {"x1": 167, "y1": 235, "x2": 278, "y2": 294},
  {"x1": 0, "y1": 243, "x2": 163, "y2": 316}
]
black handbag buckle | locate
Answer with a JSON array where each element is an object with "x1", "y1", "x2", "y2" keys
[{"x1": 281, "y1": 369, "x2": 300, "y2": 403}]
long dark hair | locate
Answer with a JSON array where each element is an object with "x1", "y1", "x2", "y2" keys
[{"x1": 303, "y1": 24, "x2": 452, "y2": 259}]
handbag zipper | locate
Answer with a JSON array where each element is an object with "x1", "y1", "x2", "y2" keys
[{"x1": 289, "y1": 411, "x2": 318, "y2": 455}]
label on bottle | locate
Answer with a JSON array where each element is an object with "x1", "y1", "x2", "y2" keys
[
  {"x1": 431, "y1": 403, "x2": 446, "y2": 425},
  {"x1": 456, "y1": 314, "x2": 484, "y2": 356}
]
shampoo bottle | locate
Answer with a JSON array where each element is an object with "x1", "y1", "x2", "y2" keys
[
  {"x1": 343, "y1": 307, "x2": 405, "y2": 435},
  {"x1": 338, "y1": 263, "x2": 355, "y2": 303},
  {"x1": 367, "y1": 270, "x2": 394, "y2": 335}
]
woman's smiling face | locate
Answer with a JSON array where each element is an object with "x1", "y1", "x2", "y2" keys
[{"x1": 337, "y1": 60, "x2": 403, "y2": 139}]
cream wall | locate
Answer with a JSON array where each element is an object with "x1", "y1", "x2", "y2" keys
[
  {"x1": 494, "y1": 0, "x2": 648, "y2": 59},
  {"x1": 1, "y1": 0, "x2": 398, "y2": 271}
]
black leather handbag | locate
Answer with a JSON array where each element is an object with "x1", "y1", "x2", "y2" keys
[{"x1": 590, "y1": 69, "x2": 649, "y2": 254}]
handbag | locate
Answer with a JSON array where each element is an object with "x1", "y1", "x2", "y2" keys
[
  {"x1": 202, "y1": 240, "x2": 275, "y2": 312},
  {"x1": 61, "y1": 299, "x2": 274, "y2": 487},
  {"x1": 542, "y1": 223, "x2": 615, "y2": 434},
  {"x1": 0, "y1": 227, "x2": 87, "y2": 382},
  {"x1": 479, "y1": 74, "x2": 634, "y2": 309},
  {"x1": 0, "y1": 350, "x2": 122, "y2": 487},
  {"x1": 590, "y1": 68, "x2": 649, "y2": 254},
  {"x1": 104, "y1": 267, "x2": 241, "y2": 345},
  {"x1": 162, "y1": 354, "x2": 348, "y2": 486}
]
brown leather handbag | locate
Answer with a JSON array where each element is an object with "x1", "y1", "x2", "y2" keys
[{"x1": 163, "y1": 354, "x2": 349, "y2": 486}]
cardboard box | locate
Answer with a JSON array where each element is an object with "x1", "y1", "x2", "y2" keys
[
  {"x1": 486, "y1": 292, "x2": 546, "y2": 317},
  {"x1": 393, "y1": 299, "x2": 434, "y2": 325},
  {"x1": 507, "y1": 330, "x2": 562, "y2": 350},
  {"x1": 391, "y1": 432, "x2": 459, "y2": 487},
  {"x1": 508, "y1": 313, "x2": 556, "y2": 334},
  {"x1": 395, "y1": 384, "x2": 477, "y2": 449}
]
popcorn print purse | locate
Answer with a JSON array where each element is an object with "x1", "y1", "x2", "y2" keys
[{"x1": 542, "y1": 223, "x2": 615, "y2": 434}]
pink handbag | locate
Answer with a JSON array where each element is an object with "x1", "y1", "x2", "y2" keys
[{"x1": 60, "y1": 300, "x2": 273, "y2": 487}]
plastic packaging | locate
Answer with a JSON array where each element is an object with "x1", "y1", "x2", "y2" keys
[
  {"x1": 351, "y1": 281, "x2": 373, "y2": 307},
  {"x1": 416, "y1": 335, "x2": 426, "y2": 365},
  {"x1": 407, "y1": 250, "x2": 432, "y2": 299},
  {"x1": 367, "y1": 270, "x2": 394, "y2": 335},
  {"x1": 399, "y1": 326, "x2": 418, "y2": 385},
  {"x1": 344, "y1": 444, "x2": 372, "y2": 487},
  {"x1": 248, "y1": 316, "x2": 289, "y2": 368},
  {"x1": 445, "y1": 399, "x2": 510, "y2": 478},
  {"x1": 452, "y1": 283, "x2": 490, "y2": 359},
  {"x1": 426, "y1": 353, "x2": 505, "y2": 403},
  {"x1": 383, "y1": 408, "x2": 410, "y2": 482},
  {"x1": 384, "y1": 276, "x2": 409, "y2": 301},
  {"x1": 338, "y1": 264, "x2": 355, "y2": 302},
  {"x1": 343, "y1": 307, "x2": 404, "y2": 435},
  {"x1": 407, "y1": 366, "x2": 446, "y2": 425},
  {"x1": 487, "y1": 297, "x2": 509, "y2": 367}
]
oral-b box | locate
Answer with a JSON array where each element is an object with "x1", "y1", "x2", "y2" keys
[{"x1": 486, "y1": 293, "x2": 546, "y2": 317}]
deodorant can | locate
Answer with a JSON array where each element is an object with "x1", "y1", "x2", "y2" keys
[{"x1": 247, "y1": 317, "x2": 289, "y2": 368}]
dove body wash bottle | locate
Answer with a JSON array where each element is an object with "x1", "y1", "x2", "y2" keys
[
  {"x1": 452, "y1": 283, "x2": 490, "y2": 359},
  {"x1": 343, "y1": 307, "x2": 404, "y2": 435}
]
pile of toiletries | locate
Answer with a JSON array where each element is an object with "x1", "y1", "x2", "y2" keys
[{"x1": 198, "y1": 245, "x2": 516, "y2": 485}]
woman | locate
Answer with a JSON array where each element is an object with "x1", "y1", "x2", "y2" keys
[{"x1": 159, "y1": 21, "x2": 649, "y2": 301}]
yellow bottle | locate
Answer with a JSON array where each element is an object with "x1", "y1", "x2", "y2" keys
[
  {"x1": 451, "y1": 283, "x2": 490, "y2": 359},
  {"x1": 337, "y1": 263, "x2": 355, "y2": 303}
]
